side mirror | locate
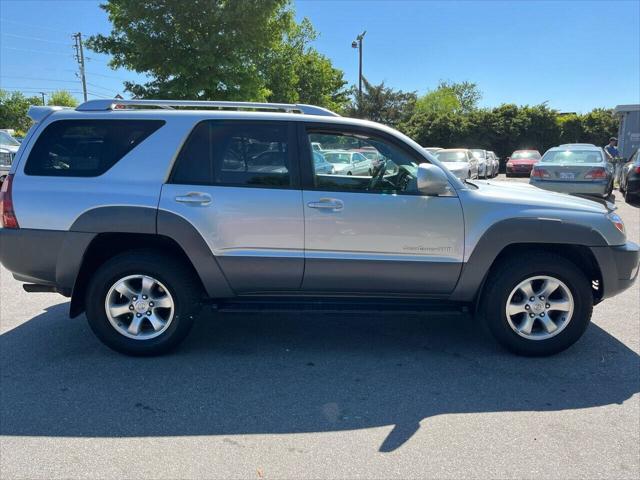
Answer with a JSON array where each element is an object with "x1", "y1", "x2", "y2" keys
[
  {"x1": 506, "y1": 157, "x2": 511, "y2": 161},
  {"x1": 417, "y1": 163, "x2": 451, "y2": 196}
]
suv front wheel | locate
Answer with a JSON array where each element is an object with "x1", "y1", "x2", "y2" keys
[
  {"x1": 85, "y1": 250, "x2": 202, "y2": 355},
  {"x1": 481, "y1": 252, "x2": 593, "y2": 356}
]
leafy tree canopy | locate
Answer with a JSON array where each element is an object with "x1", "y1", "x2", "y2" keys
[
  {"x1": 0, "y1": 90, "x2": 42, "y2": 135},
  {"x1": 87, "y1": 0, "x2": 348, "y2": 109},
  {"x1": 415, "y1": 80, "x2": 481, "y2": 115},
  {"x1": 345, "y1": 77, "x2": 417, "y2": 128},
  {"x1": 48, "y1": 90, "x2": 78, "y2": 107}
]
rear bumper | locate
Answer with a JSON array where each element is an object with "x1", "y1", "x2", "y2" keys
[
  {"x1": 0, "y1": 228, "x2": 94, "y2": 296},
  {"x1": 530, "y1": 179, "x2": 610, "y2": 197},
  {"x1": 590, "y1": 242, "x2": 640, "y2": 300}
]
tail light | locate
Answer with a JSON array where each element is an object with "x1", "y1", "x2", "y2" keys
[
  {"x1": 584, "y1": 168, "x2": 607, "y2": 179},
  {"x1": 0, "y1": 174, "x2": 19, "y2": 229},
  {"x1": 531, "y1": 168, "x2": 550, "y2": 178},
  {"x1": 635, "y1": 165, "x2": 640, "y2": 174}
]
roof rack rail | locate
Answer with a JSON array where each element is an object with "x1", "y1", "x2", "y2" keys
[{"x1": 76, "y1": 99, "x2": 340, "y2": 117}]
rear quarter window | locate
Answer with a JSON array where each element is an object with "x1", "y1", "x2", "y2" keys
[{"x1": 24, "y1": 120, "x2": 165, "y2": 177}]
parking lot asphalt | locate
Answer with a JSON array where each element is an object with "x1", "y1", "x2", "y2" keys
[{"x1": 1, "y1": 175, "x2": 639, "y2": 480}]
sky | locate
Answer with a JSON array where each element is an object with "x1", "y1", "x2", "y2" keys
[{"x1": 0, "y1": 0, "x2": 638, "y2": 112}]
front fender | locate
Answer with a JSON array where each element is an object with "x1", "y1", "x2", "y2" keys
[{"x1": 450, "y1": 217, "x2": 608, "y2": 302}]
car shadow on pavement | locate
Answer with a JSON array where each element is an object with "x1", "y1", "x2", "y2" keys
[{"x1": 1, "y1": 302, "x2": 639, "y2": 452}]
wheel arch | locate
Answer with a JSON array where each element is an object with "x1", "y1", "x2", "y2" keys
[
  {"x1": 70, "y1": 233, "x2": 207, "y2": 318},
  {"x1": 68, "y1": 207, "x2": 234, "y2": 318},
  {"x1": 451, "y1": 218, "x2": 608, "y2": 307}
]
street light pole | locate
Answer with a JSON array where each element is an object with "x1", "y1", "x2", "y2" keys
[{"x1": 352, "y1": 30, "x2": 366, "y2": 114}]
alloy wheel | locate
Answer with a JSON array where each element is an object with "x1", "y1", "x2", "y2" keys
[
  {"x1": 505, "y1": 275, "x2": 574, "y2": 341},
  {"x1": 105, "y1": 274, "x2": 175, "y2": 340}
]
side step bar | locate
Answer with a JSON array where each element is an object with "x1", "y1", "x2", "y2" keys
[{"x1": 209, "y1": 297, "x2": 470, "y2": 315}]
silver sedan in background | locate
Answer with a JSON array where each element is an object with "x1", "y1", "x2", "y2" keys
[
  {"x1": 435, "y1": 148, "x2": 478, "y2": 180},
  {"x1": 530, "y1": 144, "x2": 614, "y2": 198}
]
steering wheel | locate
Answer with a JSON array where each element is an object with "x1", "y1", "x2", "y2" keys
[{"x1": 368, "y1": 160, "x2": 388, "y2": 190}]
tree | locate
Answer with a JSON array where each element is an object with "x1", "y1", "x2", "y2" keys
[
  {"x1": 0, "y1": 90, "x2": 42, "y2": 134},
  {"x1": 87, "y1": 0, "x2": 348, "y2": 110},
  {"x1": 439, "y1": 80, "x2": 482, "y2": 113},
  {"x1": 48, "y1": 90, "x2": 78, "y2": 107},
  {"x1": 345, "y1": 77, "x2": 416, "y2": 127},
  {"x1": 261, "y1": 18, "x2": 348, "y2": 110},
  {"x1": 579, "y1": 108, "x2": 617, "y2": 146},
  {"x1": 414, "y1": 87, "x2": 460, "y2": 115},
  {"x1": 414, "y1": 80, "x2": 481, "y2": 117}
]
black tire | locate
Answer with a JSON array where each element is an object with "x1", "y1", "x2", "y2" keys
[
  {"x1": 85, "y1": 249, "x2": 203, "y2": 356},
  {"x1": 480, "y1": 252, "x2": 593, "y2": 356},
  {"x1": 505, "y1": 172, "x2": 511, "y2": 178},
  {"x1": 347, "y1": 171, "x2": 352, "y2": 175}
]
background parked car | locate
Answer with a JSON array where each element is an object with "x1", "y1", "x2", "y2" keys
[
  {"x1": 530, "y1": 144, "x2": 613, "y2": 198},
  {"x1": 423, "y1": 147, "x2": 443, "y2": 155},
  {"x1": 619, "y1": 148, "x2": 640, "y2": 204},
  {"x1": 486, "y1": 151, "x2": 499, "y2": 177},
  {"x1": 435, "y1": 148, "x2": 478, "y2": 180},
  {"x1": 313, "y1": 151, "x2": 335, "y2": 174},
  {"x1": 322, "y1": 150, "x2": 373, "y2": 175},
  {"x1": 0, "y1": 131, "x2": 20, "y2": 183},
  {"x1": 506, "y1": 149, "x2": 541, "y2": 176},
  {"x1": 470, "y1": 149, "x2": 489, "y2": 178}
]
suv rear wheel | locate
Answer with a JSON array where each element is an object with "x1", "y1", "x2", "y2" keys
[
  {"x1": 481, "y1": 252, "x2": 593, "y2": 356},
  {"x1": 85, "y1": 250, "x2": 202, "y2": 356}
]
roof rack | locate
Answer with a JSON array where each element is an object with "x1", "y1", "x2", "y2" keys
[{"x1": 76, "y1": 99, "x2": 340, "y2": 117}]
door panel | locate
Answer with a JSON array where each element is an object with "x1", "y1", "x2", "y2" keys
[
  {"x1": 302, "y1": 190, "x2": 464, "y2": 294},
  {"x1": 161, "y1": 119, "x2": 304, "y2": 294},
  {"x1": 160, "y1": 185, "x2": 304, "y2": 292}
]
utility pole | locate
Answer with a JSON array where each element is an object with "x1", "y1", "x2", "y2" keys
[
  {"x1": 39, "y1": 92, "x2": 46, "y2": 105},
  {"x1": 72, "y1": 32, "x2": 88, "y2": 102},
  {"x1": 351, "y1": 31, "x2": 366, "y2": 115}
]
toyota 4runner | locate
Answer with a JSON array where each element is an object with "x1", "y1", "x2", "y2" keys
[{"x1": 1, "y1": 99, "x2": 638, "y2": 356}]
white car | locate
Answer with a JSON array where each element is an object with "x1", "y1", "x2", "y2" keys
[
  {"x1": 435, "y1": 148, "x2": 478, "y2": 180},
  {"x1": 470, "y1": 149, "x2": 490, "y2": 179},
  {"x1": 322, "y1": 150, "x2": 373, "y2": 175},
  {"x1": 0, "y1": 131, "x2": 20, "y2": 182}
]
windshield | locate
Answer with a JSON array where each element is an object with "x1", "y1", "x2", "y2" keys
[
  {"x1": 512, "y1": 151, "x2": 539, "y2": 159},
  {"x1": 541, "y1": 150, "x2": 603, "y2": 164},
  {"x1": 0, "y1": 132, "x2": 20, "y2": 147},
  {"x1": 471, "y1": 150, "x2": 486, "y2": 159},
  {"x1": 436, "y1": 151, "x2": 467, "y2": 163},
  {"x1": 324, "y1": 152, "x2": 351, "y2": 164}
]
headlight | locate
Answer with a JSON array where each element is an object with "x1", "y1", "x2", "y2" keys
[{"x1": 607, "y1": 212, "x2": 625, "y2": 234}]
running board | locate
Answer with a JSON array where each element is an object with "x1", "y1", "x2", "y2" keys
[{"x1": 209, "y1": 297, "x2": 469, "y2": 315}]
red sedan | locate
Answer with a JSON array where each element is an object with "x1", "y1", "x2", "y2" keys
[{"x1": 506, "y1": 150, "x2": 541, "y2": 177}]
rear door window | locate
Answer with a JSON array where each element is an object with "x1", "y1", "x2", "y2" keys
[
  {"x1": 25, "y1": 120, "x2": 164, "y2": 176},
  {"x1": 170, "y1": 120, "x2": 296, "y2": 188}
]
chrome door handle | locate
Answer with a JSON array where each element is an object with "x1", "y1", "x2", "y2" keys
[
  {"x1": 307, "y1": 198, "x2": 344, "y2": 211},
  {"x1": 175, "y1": 192, "x2": 212, "y2": 205}
]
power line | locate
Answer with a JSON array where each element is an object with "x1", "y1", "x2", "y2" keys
[
  {"x1": 1, "y1": 75, "x2": 79, "y2": 84},
  {"x1": 0, "y1": 18, "x2": 71, "y2": 36},
  {"x1": 1, "y1": 32, "x2": 70, "y2": 46},
  {"x1": 1, "y1": 46, "x2": 72, "y2": 57}
]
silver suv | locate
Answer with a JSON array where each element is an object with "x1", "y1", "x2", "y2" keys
[{"x1": 1, "y1": 99, "x2": 638, "y2": 356}]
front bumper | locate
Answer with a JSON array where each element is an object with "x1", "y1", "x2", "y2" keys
[
  {"x1": 506, "y1": 164, "x2": 533, "y2": 175},
  {"x1": 530, "y1": 179, "x2": 610, "y2": 197},
  {"x1": 590, "y1": 242, "x2": 640, "y2": 300}
]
